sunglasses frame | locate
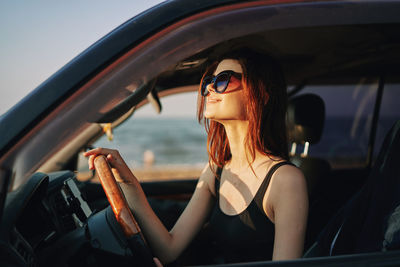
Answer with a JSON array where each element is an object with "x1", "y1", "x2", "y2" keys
[{"x1": 201, "y1": 70, "x2": 242, "y2": 96}]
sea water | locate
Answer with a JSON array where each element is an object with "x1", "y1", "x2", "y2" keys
[
  {"x1": 94, "y1": 118, "x2": 208, "y2": 168},
  {"x1": 93, "y1": 116, "x2": 397, "y2": 169}
]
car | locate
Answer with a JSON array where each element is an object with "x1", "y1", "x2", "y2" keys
[{"x1": 1, "y1": 0, "x2": 400, "y2": 266}]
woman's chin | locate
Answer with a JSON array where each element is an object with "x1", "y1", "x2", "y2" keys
[
  {"x1": 204, "y1": 112, "x2": 223, "y2": 121},
  {"x1": 204, "y1": 113, "x2": 215, "y2": 120},
  {"x1": 204, "y1": 109, "x2": 215, "y2": 119}
]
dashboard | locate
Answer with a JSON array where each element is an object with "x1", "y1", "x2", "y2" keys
[
  {"x1": 0, "y1": 170, "x2": 174, "y2": 267},
  {"x1": 0, "y1": 171, "x2": 93, "y2": 266}
]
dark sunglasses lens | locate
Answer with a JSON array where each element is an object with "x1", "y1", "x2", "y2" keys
[
  {"x1": 201, "y1": 77, "x2": 212, "y2": 96},
  {"x1": 214, "y1": 73, "x2": 229, "y2": 93}
]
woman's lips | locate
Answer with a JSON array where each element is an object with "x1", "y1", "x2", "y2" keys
[{"x1": 207, "y1": 97, "x2": 221, "y2": 104}]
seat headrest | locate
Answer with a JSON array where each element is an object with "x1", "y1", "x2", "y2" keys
[{"x1": 287, "y1": 93, "x2": 325, "y2": 144}]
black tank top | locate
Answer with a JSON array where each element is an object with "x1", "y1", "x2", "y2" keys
[{"x1": 208, "y1": 162, "x2": 293, "y2": 263}]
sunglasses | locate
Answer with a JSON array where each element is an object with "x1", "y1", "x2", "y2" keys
[{"x1": 201, "y1": 70, "x2": 242, "y2": 96}]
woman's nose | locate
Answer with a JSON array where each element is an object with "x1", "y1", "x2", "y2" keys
[{"x1": 206, "y1": 83, "x2": 215, "y2": 94}]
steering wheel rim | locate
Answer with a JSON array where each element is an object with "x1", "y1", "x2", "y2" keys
[
  {"x1": 93, "y1": 155, "x2": 156, "y2": 266},
  {"x1": 94, "y1": 155, "x2": 141, "y2": 237}
]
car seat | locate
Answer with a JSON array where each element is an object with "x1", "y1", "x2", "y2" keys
[
  {"x1": 287, "y1": 93, "x2": 332, "y2": 250},
  {"x1": 287, "y1": 93, "x2": 331, "y2": 198},
  {"x1": 304, "y1": 120, "x2": 400, "y2": 257}
]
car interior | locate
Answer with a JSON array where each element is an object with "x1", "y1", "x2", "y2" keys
[
  {"x1": 60, "y1": 25, "x2": 400, "y2": 265},
  {"x1": 2, "y1": 1, "x2": 400, "y2": 266}
]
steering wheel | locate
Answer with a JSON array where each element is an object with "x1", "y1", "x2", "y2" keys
[{"x1": 94, "y1": 155, "x2": 156, "y2": 267}]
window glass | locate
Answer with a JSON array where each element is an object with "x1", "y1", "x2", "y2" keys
[
  {"x1": 299, "y1": 78, "x2": 378, "y2": 168},
  {"x1": 374, "y1": 82, "x2": 400, "y2": 159},
  {"x1": 92, "y1": 92, "x2": 207, "y2": 181}
]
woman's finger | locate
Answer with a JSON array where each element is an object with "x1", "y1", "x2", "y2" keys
[
  {"x1": 107, "y1": 154, "x2": 121, "y2": 167},
  {"x1": 83, "y1": 148, "x2": 99, "y2": 157},
  {"x1": 84, "y1": 147, "x2": 114, "y2": 157},
  {"x1": 88, "y1": 155, "x2": 95, "y2": 170},
  {"x1": 84, "y1": 147, "x2": 124, "y2": 170}
]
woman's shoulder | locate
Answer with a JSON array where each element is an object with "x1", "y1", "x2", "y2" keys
[
  {"x1": 198, "y1": 162, "x2": 218, "y2": 197},
  {"x1": 258, "y1": 156, "x2": 301, "y2": 179},
  {"x1": 270, "y1": 161, "x2": 307, "y2": 199},
  {"x1": 260, "y1": 158, "x2": 308, "y2": 221},
  {"x1": 272, "y1": 161, "x2": 305, "y2": 184}
]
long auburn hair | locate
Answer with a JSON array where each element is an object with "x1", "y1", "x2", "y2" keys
[{"x1": 197, "y1": 49, "x2": 289, "y2": 172}]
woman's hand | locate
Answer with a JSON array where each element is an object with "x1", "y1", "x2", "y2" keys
[{"x1": 83, "y1": 147, "x2": 137, "y2": 184}]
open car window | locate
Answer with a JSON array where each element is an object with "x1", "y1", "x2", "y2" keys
[{"x1": 90, "y1": 92, "x2": 208, "y2": 181}]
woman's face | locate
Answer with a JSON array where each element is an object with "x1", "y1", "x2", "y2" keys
[{"x1": 204, "y1": 59, "x2": 247, "y2": 122}]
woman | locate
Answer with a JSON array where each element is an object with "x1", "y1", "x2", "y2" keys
[{"x1": 84, "y1": 49, "x2": 308, "y2": 264}]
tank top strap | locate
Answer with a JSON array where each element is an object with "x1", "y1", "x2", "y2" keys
[
  {"x1": 254, "y1": 161, "x2": 294, "y2": 215},
  {"x1": 214, "y1": 166, "x2": 223, "y2": 198}
]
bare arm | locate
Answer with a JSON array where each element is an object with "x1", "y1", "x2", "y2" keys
[
  {"x1": 119, "y1": 165, "x2": 215, "y2": 263},
  {"x1": 266, "y1": 165, "x2": 308, "y2": 260},
  {"x1": 84, "y1": 148, "x2": 215, "y2": 264}
]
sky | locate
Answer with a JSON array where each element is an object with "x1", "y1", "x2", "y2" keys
[{"x1": 0, "y1": 0, "x2": 197, "y2": 118}]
